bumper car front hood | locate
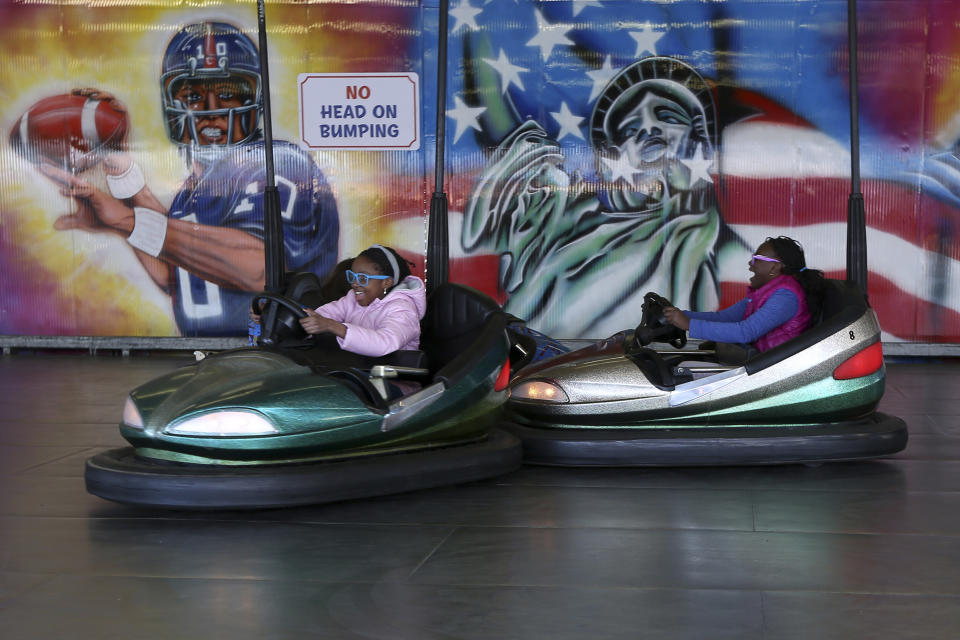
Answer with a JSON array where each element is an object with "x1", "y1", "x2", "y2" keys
[{"x1": 130, "y1": 350, "x2": 379, "y2": 437}]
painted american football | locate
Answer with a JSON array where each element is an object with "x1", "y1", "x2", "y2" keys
[{"x1": 8, "y1": 93, "x2": 127, "y2": 171}]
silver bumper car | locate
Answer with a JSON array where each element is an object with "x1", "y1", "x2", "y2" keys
[{"x1": 504, "y1": 280, "x2": 907, "y2": 466}]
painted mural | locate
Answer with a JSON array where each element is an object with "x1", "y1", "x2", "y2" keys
[
  {"x1": 461, "y1": 55, "x2": 731, "y2": 337},
  {"x1": 441, "y1": 0, "x2": 960, "y2": 343},
  {"x1": 0, "y1": 2, "x2": 424, "y2": 337},
  {"x1": 1, "y1": 0, "x2": 959, "y2": 343}
]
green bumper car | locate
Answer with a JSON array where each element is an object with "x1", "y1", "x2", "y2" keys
[{"x1": 86, "y1": 283, "x2": 522, "y2": 509}]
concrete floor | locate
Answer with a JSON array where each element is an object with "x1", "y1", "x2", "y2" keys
[{"x1": 1, "y1": 353, "x2": 958, "y2": 639}]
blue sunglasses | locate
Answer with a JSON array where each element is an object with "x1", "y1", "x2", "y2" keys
[{"x1": 345, "y1": 269, "x2": 390, "y2": 286}]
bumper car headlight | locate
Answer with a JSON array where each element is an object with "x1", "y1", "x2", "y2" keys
[
  {"x1": 511, "y1": 379, "x2": 569, "y2": 403},
  {"x1": 122, "y1": 396, "x2": 144, "y2": 429},
  {"x1": 166, "y1": 411, "x2": 279, "y2": 436}
]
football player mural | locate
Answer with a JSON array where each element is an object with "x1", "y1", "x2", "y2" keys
[{"x1": 29, "y1": 21, "x2": 339, "y2": 336}]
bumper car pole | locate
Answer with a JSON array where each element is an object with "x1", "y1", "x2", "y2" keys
[
  {"x1": 426, "y1": 1, "x2": 450, "y2": 296},
  {"x1": 257, "y1": 0, "x2": 284, "y2": 294},
  {"x1": 846, "y1": 0, "x2": 868, "y2": 295}
]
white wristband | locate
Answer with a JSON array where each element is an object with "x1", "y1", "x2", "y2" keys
[
  {"x1": 106, "y1": 162, "x2": 146, "y2": 199},
  {"x1": 127, "y1": 207, "x2": 168, "y2": 257}
]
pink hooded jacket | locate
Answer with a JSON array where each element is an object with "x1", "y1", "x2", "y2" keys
[{"x1": 314, "y1": 275, "x2": 427, "y2": 357}]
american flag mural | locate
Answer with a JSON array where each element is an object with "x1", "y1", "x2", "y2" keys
[{"x1": 434, "y1": 0, "x2": 960, "y2": 342}]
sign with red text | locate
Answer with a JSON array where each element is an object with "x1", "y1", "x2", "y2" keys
[{"x1": 297, "y1": 72, "x2": 420, "y2": 150}]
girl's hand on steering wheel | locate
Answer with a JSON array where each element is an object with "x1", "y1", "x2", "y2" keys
[
  {"x1": 299, "y1": 309, "x2": 347, "y2": 338},
  {"x1": 663, "y1": 307, "x2": 690, "y2": 331}
]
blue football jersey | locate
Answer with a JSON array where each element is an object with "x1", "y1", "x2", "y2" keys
[{"x1": 167, "y1": 140, "x2": 339, "y2": 336}]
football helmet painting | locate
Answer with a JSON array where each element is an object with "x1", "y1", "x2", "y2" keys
[{"x1": 161, "y1": 22, "x2": 262, "y2": 164}]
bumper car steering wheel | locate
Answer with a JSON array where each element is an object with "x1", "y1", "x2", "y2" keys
[
  {"x1": 631, "y1": 292, "x2": 687, "y2": 350},
  {"x1": 252, "y1": 293, "x2": 309, "y2": 346}
]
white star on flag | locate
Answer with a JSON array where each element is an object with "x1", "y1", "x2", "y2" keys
[
  {"x1": 447, "y1": 95, "x2": 487, "y2": 143},
  {"x1": 587, "y1": 55, "x2": 618, "y2": 102},
  {"x1": 450, "y1": 0, "x2": 482, "y2": 34},
  {"x1": 630, "y1": 22, "x2": 665, "y2": 57},
  {"x1": 601, "y1": 152, "x2": 638, "y2": 186},
  {"x1": 482, "y1": 48, "x2": 529, "y2": 94},
  {"x1": 571, "y1": 0, "x2": 603, "y2": 17},
  {"x1": 550, "y1": 102, "x2": 586, "y2": 141},
  {"x1": 526, "y1": 9, "x2": 574, "y2": 61},
  {"x1": 680, "y1": 144, "x2": 715, "y2": 186}
]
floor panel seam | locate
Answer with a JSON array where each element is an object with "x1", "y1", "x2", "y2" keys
[{"x1": 406, "y1": 526, "x2": 457, "y2": 580}]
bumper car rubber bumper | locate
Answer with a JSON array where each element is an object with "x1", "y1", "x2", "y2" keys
[
  {"x1": 85, "y1": 428, "x2": 522, "y2": 510},
  {"x1": 503, "y1": 412, "x2": 908, "y2": 467}
]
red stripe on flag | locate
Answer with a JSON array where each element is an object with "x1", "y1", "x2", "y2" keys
[
  {"x1": 719, "y1": 176, "x2": 960, "y2": 256},
  {"x1": 837, "y1": 270, "x2": 960, "y2": 342},
  {"x1": 377, "y1": 171, "x2": 484, "y2": 222},
  {"x1": 727, "y1": 88, "x2": 814, "y2": 127},
  {"x1": 396, "y1": 249, "x2": 503, "y2": 303},
  {"x1": 450, "y1": 254, "x2": 505, "y2": 303}
]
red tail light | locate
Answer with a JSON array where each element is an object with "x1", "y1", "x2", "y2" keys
[
  {"x1": 494, "y1": 360, "x2": 511, "y2": 391},
  {"x1": 833, "y1": 341, "x2": 883, "y2": 380}
]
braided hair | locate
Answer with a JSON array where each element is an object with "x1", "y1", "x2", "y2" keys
[
  {"x1": 765, "y1": 236, "x2": 826, "y2": 319},
  {"x1": 357, "y1": 245, "x2": 412, "y2": 291}
]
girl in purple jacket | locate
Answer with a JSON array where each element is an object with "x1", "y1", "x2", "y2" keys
[
  {"x1": 299, "y1": 245, "x2": 427, "y2": 357},
  {"x1": 663, "y1": 236, "x2": 825, "y2": 352}
]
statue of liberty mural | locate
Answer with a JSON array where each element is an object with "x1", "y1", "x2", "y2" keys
[{"x1": 463, "y1": 56, "x2": 743, "y2": 337}]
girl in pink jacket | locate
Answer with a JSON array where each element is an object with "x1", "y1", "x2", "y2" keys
[{"x1": 299, "y1": 245, "x2": 427, "y2": 357}]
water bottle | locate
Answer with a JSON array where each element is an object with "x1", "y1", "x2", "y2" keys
[{"x1": 248, "y1": 318, "x2": 261, "y2": 346}]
